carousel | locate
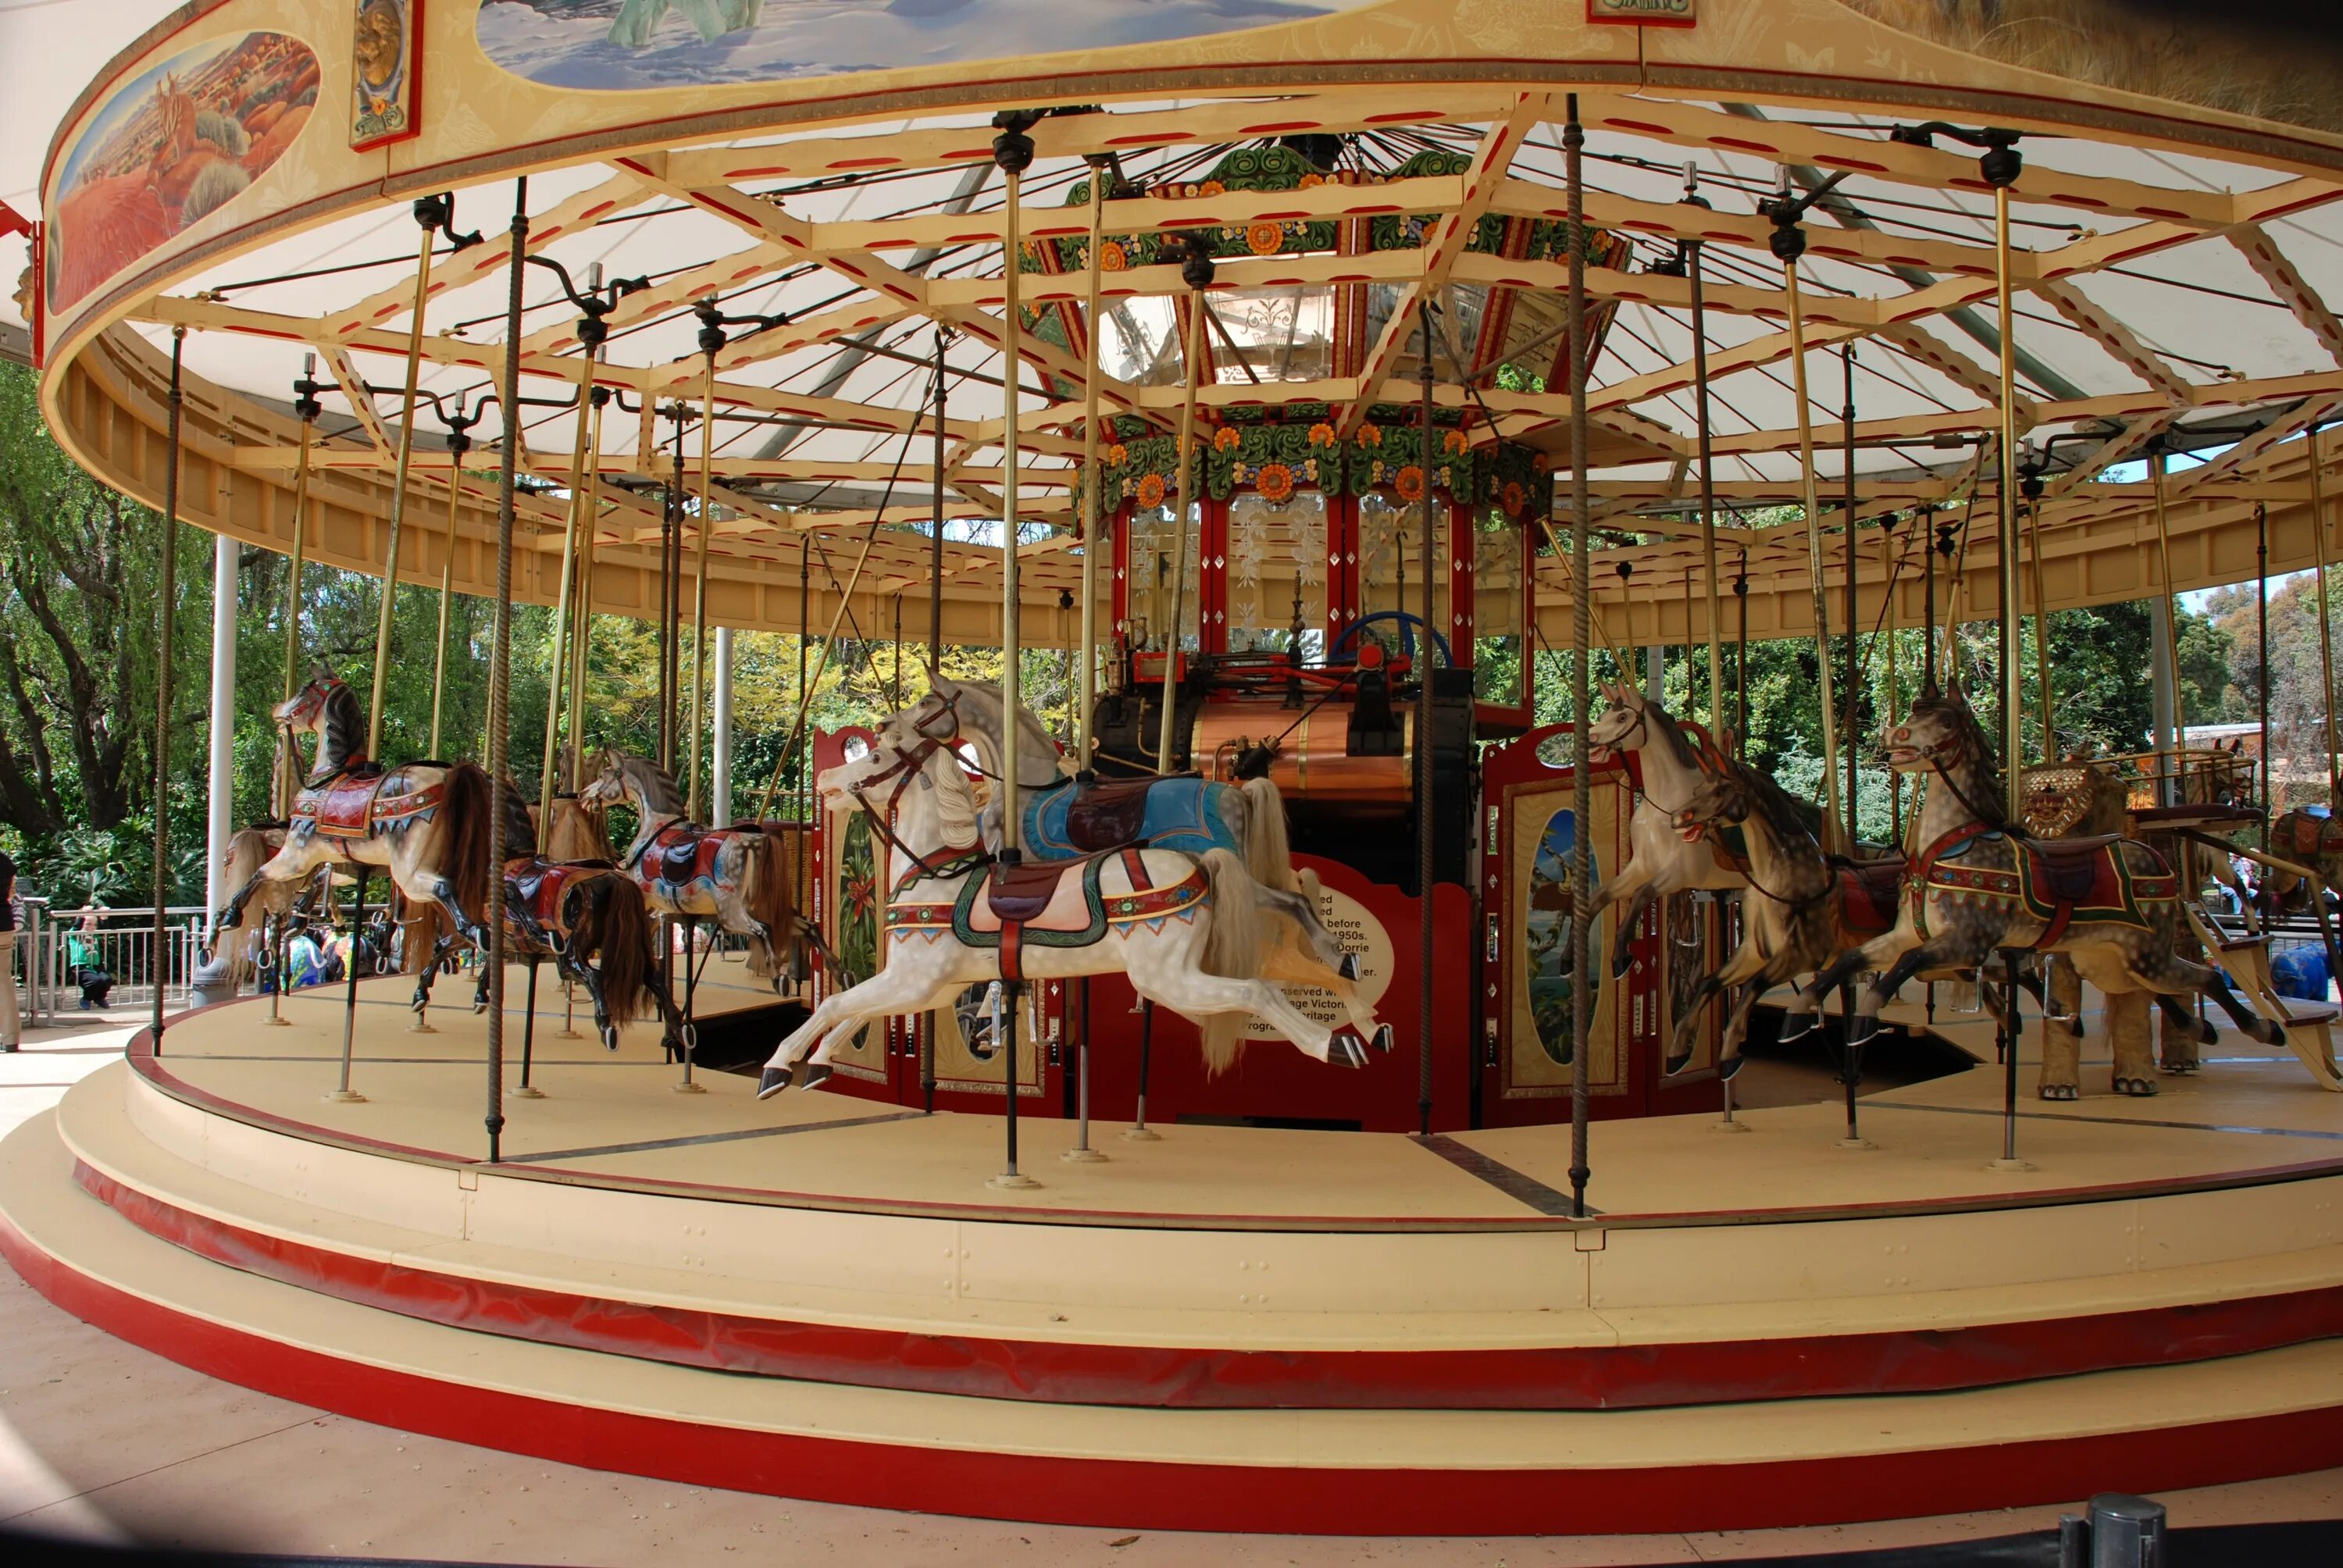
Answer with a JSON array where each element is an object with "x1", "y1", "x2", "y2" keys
[{"x1": 8, "y1": 0, "x2": 2343, "y2": 1536}]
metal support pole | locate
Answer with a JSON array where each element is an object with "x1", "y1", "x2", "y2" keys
[
  {"x1": 206, "y1": 532, "x2": 237, "y2": 934},
  {"x1": 1564, "y1": 96, "x2": 1594, "y2": 1220},
  {"x1": 1989, "y1": 172, "x2": 2034, "y2": 1173},
  {"x1": 566, "y1": 387, "x2": 608, "y2": 792},
  {"x1": 330, "y1": 868, "x2": 369, "y2": 1102},
  {"x1": 1417, "y1": 301, "x2": 1437, "y2": 1139},
  {"x1": 1781, "y1": 244, "x2": 1846, "y2": 846},
  {"x1": 366, "y1": 213, "x2": 440, "y2": 759},
  {"x1": 512, "y1": 958, "x2": 544, "y2": 1099},
  {"x1": 1884, "y1": 522, "x2": 1903, "y2": 844},
  {"x1": 484, "y1": 179, "x2": 530, "y2": 1165},
  {"x1": 1156, "y1": 287, "x2": 1206, "y2": 775},
  {"x1": 1842, "y1": 346, "x2": 1860, "y2": 846},
  {"x1": 1076, "y1": 159, "x2": 1109, "y2": 775},
  {"x1": 2309, "y1": 423, "x2": 2340, "y2": 802},
  {"x1": 930, "y1": 330, "x2": 947, "y2": 669},
  {"x1": 2257, "y1": 503, "x2": 2270, "y2": 828},
  {"x1": 991, "y1": 122, "x2": 1038, "y2": 1189},
  {"x1": 1684, "y1": 184, "x2": 1724, "y2": 737},
  {"x1": 428, "y1": 437, "x2": 466, "y2": 757},
  {"x1": 152, "y1": 327, "x2": 186, "y2": 1052},
  {"x1": 538, "y1": 348, "x2": 597, "y2": 818},
  {"x1": 277, "y1": 362, "x2": 319, "y2": 818},
  {"x1": 1733, "y1": 562, "x2": 1749, "y2": 754},
  {"x1": 2026, "y1": 481, "x2": 2056, "y2": 760},
  {"x1": 687, "y1": 363, "x2": 717, "y2": 820},
  {"x1": 2150, "y1": 448, "x2": 2186, "y2": 788},
  {"x1": 1128, "y1": 998, "x2": 1158, "y2": 1140},
  {"x1": 711, "y1": 626, "x2": 735, "y2": 826}
]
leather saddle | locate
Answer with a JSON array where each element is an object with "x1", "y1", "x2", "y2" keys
[
  {"x1": 1062, "y1": 777, "x2": 1161, "y2": 854},
  {"x1": 986, "y1": 848, "x2": 1132, "y2": 925},
  {"x1": 1831, "y1": 853, "x2": 1908, "y2": 936},
  {"x1": 2024, "y1": 834, "x2": 2122, "y2": 905}
]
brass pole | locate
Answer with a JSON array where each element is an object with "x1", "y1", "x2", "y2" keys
[
  {"x1": 1000, "y1": 161, "x2": 1027, "y2": 857},
  {"x1": 1781, "y1": 258, "x2": 1846, "y2": 842},
  {"x1": 1688, "y1": 233, "x2": 1724, "y2": 736},
  {"x1": 1996, "y1": 184, "x2": 2024, "y2": 826},
  {"x1": 428, "y1": 454, "x2": 463, "y2": 757},
  {"x1": 2309, "y1": 423, "x2": 2341, "y2": 801},
  {"x1": 687, "y1": 361, "x2": 716, "y2": 820},
  {"x1": 566, "y1": 389, "x2": 605, "y2": 790},
  {"x1": 1075, "y1": 159, "x2": 1108, "y2": 775},
  {"x1": 1155, "y1": 287, "x2": 1205, "y2": 775},
  {"x1": 1882, "y1": 521, "x2": 1902, "y2": 843},
  {"x1": 366, "y1": 218, "x2": 439, "y2": 759},
  {"x1": 152, "y1": 326, "x2": 186, "y2": 1050},
  {"x1": 537, "y1": 347, "x2": 597, "y2": 821}
]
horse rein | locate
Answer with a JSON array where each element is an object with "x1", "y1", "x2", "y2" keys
[{"x1": 848, "y1": 730, "x2": 990, "y2": 888}]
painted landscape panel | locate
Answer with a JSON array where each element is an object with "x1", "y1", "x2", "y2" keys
[
  {"x1": 476, "y1": 0, "x2": 1378, "y2": 91},
  {"x1": 47, "y1": 32, "x2": 319, "y2": 312}
]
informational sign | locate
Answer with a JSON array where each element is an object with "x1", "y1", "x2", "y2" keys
[{"x1": 1242, "y1": 879, "x2": 1395, "y2": 1040}]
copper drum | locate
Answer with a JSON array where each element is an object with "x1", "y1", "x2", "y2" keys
[{"x1": 1192, "y1": 700, "x2": 1413, "y2": 812}]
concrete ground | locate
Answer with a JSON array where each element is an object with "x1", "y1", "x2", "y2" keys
[{"x1": 2, "y1": 1017, "x2": 2339, "y2": 1566}]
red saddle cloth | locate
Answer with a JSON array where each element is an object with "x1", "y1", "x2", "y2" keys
[
  {"x1": 647, "y1": 825, "x2": 728, "y2": 887},
  {"x1": 505, "y1": 858, "x2": 608, "y2": 932},
  {"x1": 1832, "y1": 854, "x2": 1907, "y2": 936},
  {"x1": 2284, "y1": 811, "x2": 2343, "y2": 863},
  {"x1": 298, "y1": 768, "x2": 442, "y2": 840}
]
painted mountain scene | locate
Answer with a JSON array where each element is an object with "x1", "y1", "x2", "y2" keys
[{"x1": 46, "y1": 32, "x2": 319, "y2": 312}]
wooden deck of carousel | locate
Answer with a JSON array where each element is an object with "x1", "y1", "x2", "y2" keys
[{"x1": 5, "y1": 960, "x2": 2343, "y2": 1534}]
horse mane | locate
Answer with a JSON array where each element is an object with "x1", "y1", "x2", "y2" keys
[
  {"x1": 622, "y1": 753, "x2": 685, "y2": 816},
  {"x1": 912, "y1": 731, "x2": 984, "y2": 848},
  {"x1": 1738, "y1": 762, "x2": 1824, "y2": 851},
  {"x1": 1638, "y1": 697, "x2": 1701, "y2": 773},
  {"x1": 940, "y1": 676, "x2": 1063, "y2": 775},
  {"x1": 1913, "y1": 687, "x2": 2009, "y2": 825}
]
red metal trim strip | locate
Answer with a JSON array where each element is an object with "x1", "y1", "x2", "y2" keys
[
  {"x1": 8, "y1": 1203, "x2": 2343, "y2": 1535},
  {"x1": 74, "y1": 1160, "x2": 2343, "y2": 1414}
]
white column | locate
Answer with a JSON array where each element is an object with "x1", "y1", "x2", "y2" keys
[
  {"x1": 2149, "y1": 595, "x2": 2177, "y2": 753},
  {"x1": 205, "y1": 534, "x2": 238, "y2": 927},
  {"x1": 1644, "y1": 645, "x2": 1664, "y2": 705},
  {"x1": 711, "y1": 625, "x2": 735, "y2": 826}
]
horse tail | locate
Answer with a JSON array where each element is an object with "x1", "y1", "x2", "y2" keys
[
  {"x1": 1237, "y1": 776, "x2": 1296, "y2": 893},
  {"x1": 591, "y1": 876, "x2": 654, "y2": 1025},
  {"x1": 1198, "y1": 848, "x2": 1263, "y2": 1078},
  {"x1": 745, "y1": 830, "x2": 794, "y2": 978},
  {"x1": 441, "y1": 764, "x2": 497, "y2": 927}
]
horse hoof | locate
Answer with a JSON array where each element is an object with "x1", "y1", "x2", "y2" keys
[
  {"x1": 601, "y1": 1025, "x2": 620, "y2": 1053},
  {"x1": 2038, "y1": 1084, "x2": 2079, "y2": 1102},
  {"x1": 1718, "y1": 1053, "x2": 1746, "y2": 1083},
  {"x1": 1775, "y1": 1010, "x2": 1817, "y2": 1044},
  {"x1": 1610, "y1": 949, "x2": 1633, "y2": 980},
  {"x1": 1328, "y1": 1030, "x2": 1368, "y2": 1069},
  {"x1": 2113, "y1": 1076, "x2": 2158, "y2": 1097},
  {"x1": 1662, "y1": 1049, "x2": 1692, "y2": 1078},
  {"x1": 1371, "y1": 1023, "x2": 1395, "y2": 1053},
  {"x1": 2162, "y1": 1060, "x2": 2201, "y2": 1076},
  {"x1": 801, "y1": 1064, "x2": 833, "y2": 1091},
  {"x1": 756, "y1": 1067, "x2": 793, "y2": 1100},
  {"x1": 1338, "y1": 953, "x2": 1361, "y2": 982}
]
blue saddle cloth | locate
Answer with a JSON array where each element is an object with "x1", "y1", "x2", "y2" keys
[{"x1": 1023, "y1": 776, "x2": 1238, "y2": 861}]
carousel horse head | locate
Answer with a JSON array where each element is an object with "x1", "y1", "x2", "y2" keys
[
  {"x1": 274, "y1": 668, "x2": 351, "y2": 733},
  {"x1": 1583, "y1": 679, "x2": 1651, "y2": 763},
  {"x1": 578, "y1": 750, "x2": 628, "y2": 809},
  {"x1": 1671, "y1": 766, "x2": 1756, "y2": 845},
  {"x1": 580, "y1": 750, "x2": 682, "y2": 817},
  {"x1": 1882, "y1": 686, "x2": 1990, "y2": 776}
]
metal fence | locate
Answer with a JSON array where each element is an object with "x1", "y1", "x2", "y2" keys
[{"x1": 7, "y1": 899, "x2": 210, "y2": 1026}]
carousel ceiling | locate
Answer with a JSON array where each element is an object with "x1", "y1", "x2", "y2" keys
[{"x1": 9, "y1": 0, "x2": 2343, "y2": 648}]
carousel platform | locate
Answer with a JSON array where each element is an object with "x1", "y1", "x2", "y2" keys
[{"x1": 4, "y1": 970, "x2": 2343, "y2": 1534}]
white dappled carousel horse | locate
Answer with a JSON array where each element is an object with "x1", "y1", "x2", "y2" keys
[{"x1": 755, "y1": 709, "x2": 1367, "y2": 1098}]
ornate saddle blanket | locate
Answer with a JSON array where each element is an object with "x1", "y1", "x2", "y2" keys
[
  {"x1": 2280, "y1": 809, "x2": 2343, "y2": 864},
  {"x1": 887, "y1": 846, "x2": 1210, "y2": 982},
  {"x1": 1025, "y1": 775, "x2": 1227, "y2": 860},
  {"x1": 296, "y1": 768, "x2": 443, "y2": 841},
  {"x1": 641, "y1": 824, "x2": 740, "y2": 889},
  {"x1": 1918, "y1": 827, "x2": 2177, "y2": 946},
  {"x1": 505, "y1": 857, "x2": 612, "y2": 934},
  {"x1": 1832, "y1": 854, "x2": 1907, "y2": 938}
]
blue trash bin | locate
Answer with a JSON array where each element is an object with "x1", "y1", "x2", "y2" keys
[{"x1": 2272, "y1": 943, "x2": 2331, "y2": 1003}]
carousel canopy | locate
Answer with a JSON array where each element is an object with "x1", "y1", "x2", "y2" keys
[{"x1": 7, "y1": 1, "x2": 2343, "y2": 647}]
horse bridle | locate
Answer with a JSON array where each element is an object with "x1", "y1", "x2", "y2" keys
[{"x1": 845, "y1": 727, "x2": 989, "y2": 888}]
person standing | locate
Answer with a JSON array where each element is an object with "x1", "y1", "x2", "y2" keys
[{"x1": 0, "y1": 852, "x2": 20, "y2": 1050}]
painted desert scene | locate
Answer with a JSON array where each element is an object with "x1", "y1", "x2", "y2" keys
[{"x1": 45, "y1": 31, "x2": 318, "y2": 312}]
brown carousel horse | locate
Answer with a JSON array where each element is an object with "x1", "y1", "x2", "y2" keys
[
  {"x1": 1795, "y1": 683, "x2": 2283, "y2": 1057},
  {"x1": 217, "y1": 672, "x2": 532, "y2": 1017}
]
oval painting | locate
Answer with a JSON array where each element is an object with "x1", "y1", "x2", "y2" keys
[
  {"x1": 47, "y1": 32, "x2": 319, "y2": 313},
  {"x1": 476, "y1": 0, "x2": 1384, "y2": 91},
  {"x1": 1526, "y1": 805, "x2": 1599, "y2": 1067}
]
